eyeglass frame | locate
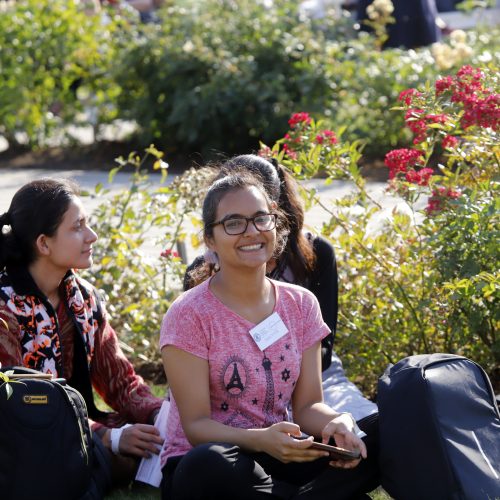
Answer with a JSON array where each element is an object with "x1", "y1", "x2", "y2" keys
[{"x1": 208, "y1": 213, "x2": 278, "y2": 235}]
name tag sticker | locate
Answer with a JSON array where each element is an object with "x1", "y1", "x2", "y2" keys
[{"x1": 249, "y1": 312, "x2": 288, "y2": 351}]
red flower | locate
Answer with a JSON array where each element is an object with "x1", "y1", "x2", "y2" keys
[
  {"x1": 160, "y1": 249, "x2": 179, "y2": 259},
  {"x1": 384, "y1": 148, "x2": 424, "y2": 179},
  {"x1": 425, "y1": 114, "x2": 448, "y2": 124},
  {"x1": 442, "y1": 135, "x2": 458, "y2": 149},
  {"x1": 315, "y1": 129, "x2": 338, "y2": 145},
  {"x1": 288, "y1": 112, "x2": 312, "y2": 128},
  {"x1": 461, "y1": 93, "x2": 500, "y2": 130},
  {"x1": 405, "y1": 109, "x2": 427, "y2": 143},
  {"x1": 435, "y1": 76, "x2": 453, "y2": 95},
  {"x1": 426, "y1": 187, "x2": 461, "y2": 214},
  {"x1": 405, "y1": 167, "x2": 433, "y2": 186},
  {"x1": 399, "y1": 88, "x2": 422, "y2": 105},
  {"x1": 323, "y1": 129, "x2": 338, "y2": 144}
]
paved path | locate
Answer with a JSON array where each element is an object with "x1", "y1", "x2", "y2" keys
[{"x1": 0, "y1": 167, "x2": 403, "y2": 262}]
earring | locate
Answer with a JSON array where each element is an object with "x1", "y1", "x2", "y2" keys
[{"x1": 213, "y1": 252, "x2": 220, "y2": 272}]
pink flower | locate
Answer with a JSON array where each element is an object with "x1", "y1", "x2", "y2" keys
[
  {"x1": 384, "y1": 148, "x2": 424, "y2": 179},
  {"x1": 288, "y1": 112, "x2": 312, "y2": 128},
  {"x1": 442, "y1": 135, "x2": 458, "y2": 149},
  {"x1": 315, "y1": 134, "x2": 324, "y2": 144}
]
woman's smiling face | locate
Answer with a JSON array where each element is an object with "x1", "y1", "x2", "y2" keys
[{"x1": 206, "y1": 186, "x2": 276, "y2": 272}]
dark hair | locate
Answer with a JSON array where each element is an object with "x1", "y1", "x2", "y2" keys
[
  {"x1": 221, "y1": 155, "x2": 316, "y2": 285},
  {"x1": 189, "y1": 171, "x2": 288, "y2": 286},
  {"x1": 0, "y1": 178, "x2": 80, "y2": 270}
]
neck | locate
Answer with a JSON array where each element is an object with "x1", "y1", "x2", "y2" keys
[
  {"x1": 211, "y1": 265, "x2": 269, "y2": 303},
  {"x1": 28, "y1": 259, "x2": 67, "y2": 303}
]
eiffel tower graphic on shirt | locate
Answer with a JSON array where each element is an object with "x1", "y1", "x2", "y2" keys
[
  {"x1": 226, "y1": 362, "x2": 244, "y2": 395},
  {"x1": 262, "y1": 355, "x2": 275, "y2": 426}
]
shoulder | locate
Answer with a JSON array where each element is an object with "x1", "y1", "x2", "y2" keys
[
  {"x1": 166, "y1": 280, "x2": 211, "y2": 318},
  {"x1": 273, "y1": 279, "x2": 319, "y2": 308},
  {"x1": 311, "y1": 234, "x2": 335, "y2": 257}
]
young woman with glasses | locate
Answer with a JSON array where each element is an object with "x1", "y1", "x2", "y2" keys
[
  {"x1": 159, "y1": 172, "x2": 379, "y2": 499},
  {"x1": 185, "y1": 154, "x2": 378, "y2": 423}
]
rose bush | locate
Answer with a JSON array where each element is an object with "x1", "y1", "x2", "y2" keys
[{"x1": 259, "y1": 65, "x2": 498, "y2": 393}]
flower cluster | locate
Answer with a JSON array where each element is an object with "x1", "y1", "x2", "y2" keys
[
  {"x1": 431, "y1": 30, "x2": 472, "y2": 71},
  {"x1": 404, "y1": 109, "x2": 449, "y2": 144},
  {"x1": 160, "y1": 248, "x2": 179, "y2": 259},
  {"x1": 288, "y1": 112, "x2": 312, "y2": 128},
  {"x1": 435, "y1": 65, "x2": 500, "y2": 131},
  {"x1": 426, "y1": 187, "x2": 461, "y2": 214},
  {"x1": 384, "y1": 148, "x2": 425, "y2": 180},
  {"x1": 315, "y1": 129, "x2": 338, "y2": 145},
  {"x1": 264, "y1": 112, "x2": 340, "y2": 161}
]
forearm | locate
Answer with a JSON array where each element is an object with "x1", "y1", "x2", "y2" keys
[
  {"x1": 293, "y1": 402, "x2": 342, "y2": 437},
  {"x1": 185, "y1": 416, "x2": 267, "y2": 452}
]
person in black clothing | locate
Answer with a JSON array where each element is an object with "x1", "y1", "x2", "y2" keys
[
  {"x1": 357, "y1": 0, "x2": 442, "y2": 49},
  {"x1": 184, "y1": 154, "x2": 378, "y2": 422}
]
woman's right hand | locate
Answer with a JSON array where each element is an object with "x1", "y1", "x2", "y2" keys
[
  {"x1": 257, "y1": 422, "x2": 329, "y2": 464},
  {"x1": 104, "y1": 424, "x2": 164, "y2": 458}
]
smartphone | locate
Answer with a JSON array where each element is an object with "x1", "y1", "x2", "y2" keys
[{"x1": 295, "y1": 435, "x2": 361, "y2": 461}]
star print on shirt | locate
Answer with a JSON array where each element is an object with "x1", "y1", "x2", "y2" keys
[
  {"x1": 221, "y1": 402, "x2": 229, "y2": 412},
  {"x1": 281, "y1": 368, "x2": 290, "y2": 382},
  {"x1": 285, "y1": 344, "x2": 290, "y2": 350},
  {"x1": 280, "y1": 354, "x2": 285, "y2": 362},
  {"x1": 252, "y1": 398, "x2": 258, "y2": 405},
  {"x1": 278, "y1": 392, "x2": 283, "y2": 400}
]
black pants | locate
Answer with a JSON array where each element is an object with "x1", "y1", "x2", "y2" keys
[{"x1": 161, "y1": 414, "x2": 379, "y2": 500}]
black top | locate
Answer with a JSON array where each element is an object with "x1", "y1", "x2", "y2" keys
[
  {"x1": 357, "y1": 0, "x2": 441, "y2": 49},
  {"x1": 183, "y1": 234, "x2": 338, "y2": 371}
]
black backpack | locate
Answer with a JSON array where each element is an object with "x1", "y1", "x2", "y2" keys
[
  {"x1": 377, "y1": 353, "x2": 500, "y2": 500},
  {"x1": 0, "y1": 366, "x2": 111, "y2": 500}
]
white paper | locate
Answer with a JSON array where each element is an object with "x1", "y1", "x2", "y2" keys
[
  {"x1": 135, "y1": 399, "x2": 170, "y2": 487},
  {"x1": 249, "y1": 312, "x2": 288, "y2": 351}
]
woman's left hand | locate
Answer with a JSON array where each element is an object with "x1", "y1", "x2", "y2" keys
[{"x1": 321, "y1": 414, "x2": 366, "y2": 469}]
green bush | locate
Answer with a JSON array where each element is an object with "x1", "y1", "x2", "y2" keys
[
  {"x1": 261, "y1": 65, "x2": 499, "y2": 392},
  {"x1": 113, "y1": 0, "x2": 341, "y2": 157},
  {"x1": 0, "y1": 0, "x2": 123, "y2": 147},
  {"x1": 81, "y1": 147, "x2": 212, "y2": 361}
]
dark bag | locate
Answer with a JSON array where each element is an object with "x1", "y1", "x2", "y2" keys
[
  {"x1": 0, "y1": 366, "x2": 111, "y2": 500},
  {"x1": 378, "y1": 353, "x2": 500, "y2": 500}
]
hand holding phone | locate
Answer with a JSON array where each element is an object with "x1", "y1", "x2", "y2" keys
[{"x1": 295, "y1": 435, "x2": 361, "y2": 461}]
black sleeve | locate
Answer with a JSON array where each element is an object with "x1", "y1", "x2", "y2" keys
[
  {"x1": 182, "y1": 255, "x2": 206, "y2": 291},
  {"x1": 309, "y1": 236, "x2": 338, "y2": 371}
]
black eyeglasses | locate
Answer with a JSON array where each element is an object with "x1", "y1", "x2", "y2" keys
[{"x1": 209, "y1": 213, "x2": 277, "y2": 235}]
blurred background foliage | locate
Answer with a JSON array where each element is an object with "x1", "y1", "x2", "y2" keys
[{"x1": 0, "y1": 0, "x2": 498, "y2": 158}]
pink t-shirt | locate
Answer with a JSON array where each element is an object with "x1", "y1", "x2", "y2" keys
[{"x1": 159, "y1": 278, "x2": 330, "y2": 465}]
